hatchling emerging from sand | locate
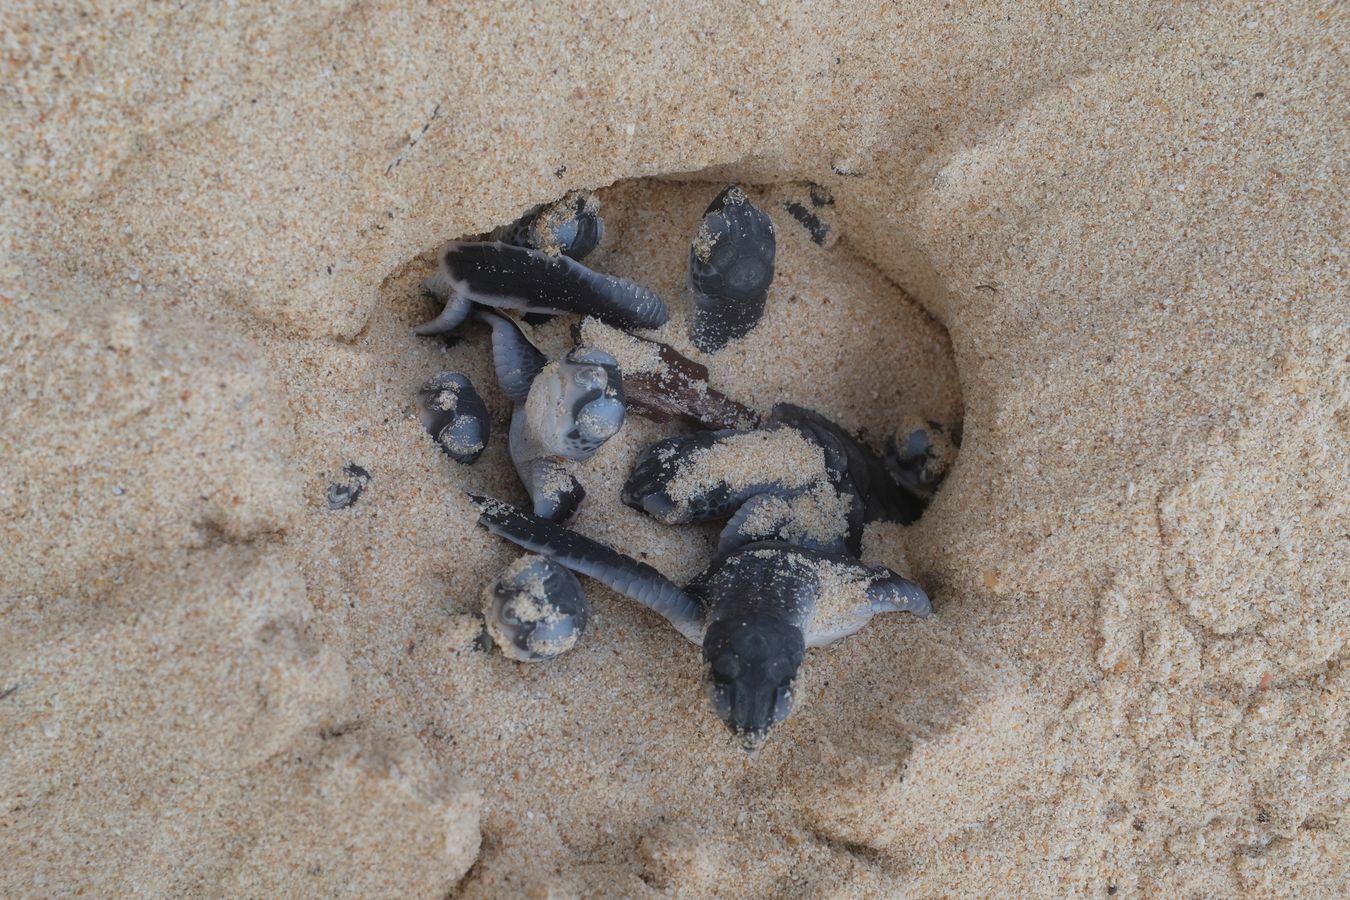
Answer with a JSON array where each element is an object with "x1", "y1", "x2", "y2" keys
[
  {"x1": 476, "y1": 308, "x2": 626, "y2": 522},
  {"x1": 471, "y1": 495, "x2": 931, "y2": 750}
]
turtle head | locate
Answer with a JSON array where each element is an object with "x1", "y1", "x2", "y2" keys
[{"x1": 702, "y1": 613, "x2": 805, "y2": 751}]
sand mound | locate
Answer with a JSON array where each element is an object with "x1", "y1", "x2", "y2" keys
[{"x1": 3, "y1": 4, "x2": 1345, "y2": 896}]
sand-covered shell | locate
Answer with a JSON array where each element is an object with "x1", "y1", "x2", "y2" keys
[
  {"x1": 416, "y1": 372, "x2": 490, "y2": 464},
  {"x1": 500, "y1": 190, "x2": 604, "y2": 261},
  {"x1": 484, "y1": 555, "x2": 589, "y2": 662},
  {"x1": 769, "y1": 403, "x2": 920, "y2": 526},
  {"x1": 686, "y1": 185, "x2": 777, "y2": 352}
]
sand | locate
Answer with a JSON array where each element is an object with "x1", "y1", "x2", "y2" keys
[{"x1": 3, "y1": 3, "x2": 1347, "y2": 897}]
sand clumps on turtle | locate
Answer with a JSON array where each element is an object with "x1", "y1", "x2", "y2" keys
[{"x1": 409, "y1": 184, "x2": 949, "y2": 749}]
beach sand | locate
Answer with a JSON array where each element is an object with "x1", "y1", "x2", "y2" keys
[{"x1": 2, "y1": 3, "x2": 1346, "y2": 896}]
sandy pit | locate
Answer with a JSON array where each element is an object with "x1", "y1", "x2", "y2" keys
[{"x1": 3, "y1": 3, "x2": 1347, "y2": 897}]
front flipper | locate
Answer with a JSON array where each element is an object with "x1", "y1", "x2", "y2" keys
[
  {"x1": 515, "y1": 457, "x2": 585, "y2": 523},
  {"x1": 443, "y1": 241, "x2": 669, "y2": 330},
  {"x1": 413, "y1": 287, "x2": 474, "y2": 336},
  {"x1": 470, "y1": 495, "x2": 706, "y2": 644},
  {"x1": 476, "y1": 309, "x2": 546, "y2": 404},
  {"x1": 866, "y1": 572, "x2": 932, "y2": 618},
  {"x1": 797, "y1": 553, "x2": 932, "y2": 648}
]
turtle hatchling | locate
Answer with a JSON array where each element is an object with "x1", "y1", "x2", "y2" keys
[
  {"x1": 686, "y1": 184, "x2": 777, "y2": 352},
  {"x1": 416, "y1": 372, "x2": 490, "y2": 464},
  {"x1": 471, "y1": 496, "x2": 930, "y2": 750},
  {"x1": 621, "y1": 423, "x2": 865, "y2": 557},
  {"x1": 483, "y1": 554, "x2": 590, "y2": 662},
  {"x1": 622, "y1": 401, "x2": 939, "y2": 558},
  {"x1": 478, "y1": 309, "x2": 625, "y2": 522}
]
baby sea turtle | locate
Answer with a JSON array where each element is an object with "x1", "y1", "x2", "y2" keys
[
  {"x1": 686, "y1": 185, "x2": 777, "y2": 353},
  {"x1": 416, "y1": 372, "x2": 490, "y2": 464},
  {"x1": 416, "y1": 241, "x2": 668, "y2": 336},
  {"x1": 622, "y1": 401, "x2": 936, "y2": 556},
  {"x1": 478, "y1": 310, "x2": 625, "y2": 522},
  {"x1": 471, "y1": 496, "x2": 931, "y2": 750},
  {"x1": 497, "y1": 189, "x2": 604, "y2": 261},
  {"x1": 483, "y1": 554, "x2": 589, "y2": 662}
]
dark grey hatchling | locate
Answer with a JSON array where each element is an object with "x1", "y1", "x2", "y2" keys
[{"x1": 470, "y1": 495, "x2": 930, "y2": 750}]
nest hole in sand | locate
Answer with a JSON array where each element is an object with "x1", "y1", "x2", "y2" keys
[
  {"x1": 408, "y1": 175, "x2": 965, "y2": 573},
  {"x1": 341, "y1": 174, "x2": 969, "y2": 877}
]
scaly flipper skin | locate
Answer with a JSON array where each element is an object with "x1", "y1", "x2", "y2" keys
[
  {"x1": 686, "y1": 185, "x2": 777, "y2": 352},
  {"x1": 413, "y1": 281, "x2": 474, "y2": 336},
  {"x1": 484, "y1": 555, "x2": 589, "y2": 662},
  {"x1": 417, "y1": 241, "x2": 668, "y2": 335},
  {"x1": 416, "y1": 372, "x2": 490, "y2": 464},
  {"x1": 512, "y1": 456, "x2": 586, "y2": 523},
  {"x1": 471, "y1": 497, "x2": 931, "y2": 750},
  {"x1": 476, "y1": 309, "x2": 545, "y2": 404},
  {"x1": 470, "y1": 494, "x2": 706, "y2": 644}
]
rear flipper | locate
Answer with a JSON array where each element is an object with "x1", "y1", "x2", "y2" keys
[
  {"x1": 414, "y1": 277, "x2": 475, "y2": 336},
  {"x1": 475, "y1": 309, "x2": 546, "y2": 404},
  {"x1": 470, "y1": 494, "x2": 706, "y2": 644}
]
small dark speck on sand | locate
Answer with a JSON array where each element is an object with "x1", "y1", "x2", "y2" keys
[
  {"x1": 1107, "y1": 886, "x2": 1117, "y2": 896},
  {"x1": 0, "y1": 685, "x2": 17, "y2": 702},
  {"x1": 327, "y1": 462, "x2": 372, "y2": 510},
  {"x1": 808, "y1": 184, "x2": 834, "y2": 207}
]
